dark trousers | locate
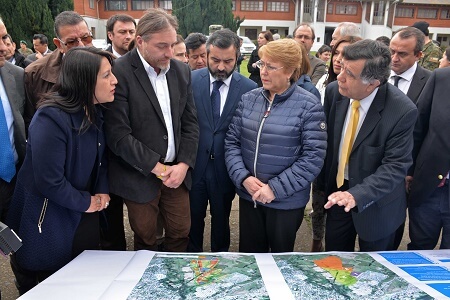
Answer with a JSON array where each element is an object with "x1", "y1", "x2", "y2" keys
[
  {"x1": 125, "y1": 184, "x2": 190, "y2": 252},
  {"x1": 408, "y1": 180, "x2": 450, "y2": 250},
  {"x1": 188, "y1": 161, "x2": 235, "y2": 252},
  {"x1": 100, "y1": 193, "x2": 126, "y2": 250},
  {"x1": 325, "y1": 204, "x2": 397, "y2": 251},
  {"x1": 0, "y1": 174, "x2": 16, "y2": 222},
  {"x1": 239, "y1": 198, "x2": 305, "y2": 253}
]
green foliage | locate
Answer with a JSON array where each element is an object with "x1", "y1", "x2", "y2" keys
[
  {"x1": 0, "y1": 0, "x2": 71, "y2": 51},
  {"x1": 173, "y1": 0, "x2": 244, "y2": 37}
]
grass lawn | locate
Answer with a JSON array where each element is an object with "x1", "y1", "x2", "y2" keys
[{"x1": 238, "y1": 57, "x2": 250, "y2": 78}]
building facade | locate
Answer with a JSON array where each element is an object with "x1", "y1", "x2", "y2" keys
[{"x1": 74, "y1": 0, "x2": 450, "y2": 50}]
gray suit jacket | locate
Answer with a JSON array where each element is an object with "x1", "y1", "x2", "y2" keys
[
  {"x1": 104, "y1": 49, "x2": 199, "y2": 203},
  {"x1": 319, "y1": 82, "x2": 417, "y2": 241},
  {"x1": 308, "y1": 54, "x2": 326, "y2": 86},
  {"x1": 406, "y1": 65, "x2": 431, "y2": 104},
  {"x1": 0, "y1": 62, "x2": 26, "y2": 165},
  {"x1": 23, "y1": 49, "x2": 53, "y2": 67}
]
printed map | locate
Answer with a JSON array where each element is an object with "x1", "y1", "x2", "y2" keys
[
  {"x1": 273, "y1": 253, "x2": 433, "y2": 300},
  {"x1": 127, "y1": 253, "x2": 268, "y2": 300}
]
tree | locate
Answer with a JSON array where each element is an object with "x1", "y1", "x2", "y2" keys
[
  {"x1": 48, "y1": 0, "x2": 74, "y2": 19},
  {"x1": 173, "y1": 0, "x2": 244, "y2": 37}
]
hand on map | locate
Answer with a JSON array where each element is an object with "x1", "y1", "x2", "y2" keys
[{"x1": 324, "y1": 191, "x2": 356, "y2": 212}]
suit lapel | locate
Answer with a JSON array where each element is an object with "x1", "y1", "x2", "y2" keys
[
  {"x1": 407, "y1": 66, "x2": 425, "y2": 104},
  {"x1": 166, "y1": 64, "x2": 180, "y2": 132},
  {"x1": 334, "y1": 96, "x2": 349, "y2": 154},
  {"x1": 1, "y1": 66, "x2": 20, "y2": 113},
  {"x1": 199, "y1": 71, "x2": 214, "y2": 129},
  {"x1": 130, "y1": 49, "x2": 166, "y2": 125},
  {"x1": 352, "y1": 85, "x2": 385, "y2": 151},
  {"x1": 217, "y1": 73, "x2": 240, "y2": 130}
]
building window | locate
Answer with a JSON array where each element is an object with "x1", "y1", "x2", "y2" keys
[
  {"x1": 395, "y1": 7, "x2": 414, "y2": 18},
  {"x1": 105, "y1": 0, "x2": 127, "y2": 10},
  {"x1": 335, "y1": 4, "x2": 357, "y2": 15},
  {"x1": 89, "y1": 0, "x2": 95, "y2": 9},
  {"x1": 131, "y1": 0, "x2": 154, "y2": 10},
  {"x1": 365, "y1": 2, "x2": 371, "y2": 22},
  {"x1": 317, "y1": 0, "x2": 326, "y2": 22},
  {"x1": 303, "y1": 0, "x2": 313, "y2": 22},
  {"x1": 241, "y1": 1, "x2": 263, "y2": 11},
  {"x1": 373, "y1": 1, "x2": 385, "y2": 25},
  {"x1": 417, "y1": 8, "x2": 438, "y2": 19},
  {"x1": 327, "y1": 3, "x2": 333, "y2": 14},
  {"x1": 159, "y1": 0, "x2": 172, "y2": 10},
  {"x1": 441, "y1": 9, "x2": 450, "y2": 19},
  {"x1": 267, "y1": 1, "x2": 289, "y2": 12},
  {"x1": 231, "y1": 1, "x2": 236, "y2": 10}
]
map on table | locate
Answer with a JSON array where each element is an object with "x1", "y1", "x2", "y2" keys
[
  {"x1": 127, "y1": 253, "x2": 269, "y2": 300},
  {"x1": 273, "y1": 253, "x2": 433, "y2": 300}
]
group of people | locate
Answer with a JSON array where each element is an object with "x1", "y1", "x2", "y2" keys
[{"x1": 1, "y1": 9, "x2": 450, "y2": 298}]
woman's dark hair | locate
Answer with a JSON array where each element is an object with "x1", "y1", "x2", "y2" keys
[
  {"x1": 38, "y1": 47, "x2": 115, "y2": 133},
  {"x1": 326, "y1": 36, "x2": 362, "y2": 85},
  {"x1": 315, "y1": 44, "x2": 331, "y2": 58}
]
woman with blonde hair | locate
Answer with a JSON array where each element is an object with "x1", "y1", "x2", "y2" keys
[{"x1": 225, "y1": 39, "x2": 327, "y2": 252}]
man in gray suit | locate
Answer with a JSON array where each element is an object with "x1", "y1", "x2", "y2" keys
[
  {"x1": 317, "y1": 40, "x2": 417, "y2": 251},
  {"x1": 24, "y1": 34, "x2": 52, "y2": 67},
  {"x1": 104, "y1": 9, "x2": 199, "y2": 252},
  {"x1": 0, "y1": 19, "x2": 26, "y2": 222},
  {"x1": 188, "y1": 29, "x2": 257, "y2": 252},
  {"x1": 293, "y1": 23, "x2": 326, "y2": 85},
  {"x1": 0, "y1": 19, "x2": 26, "y2": 300},
  {"x1": 389, "y1": 27, "x2": 431, "y2": 105}
]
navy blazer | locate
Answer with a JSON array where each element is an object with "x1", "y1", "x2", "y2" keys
[
  {"x1": 104, "y1": 49, "x2": 199, "y2": 203},
  {"x1": 8, "y1": 107, "x2": 108, "y2": 271},
  {"x1": 191, "y1": 69, "x2": 257, "y2": 193},
  {"x1": 318, "y1": 82, "x2": 417, "y2": 241}
]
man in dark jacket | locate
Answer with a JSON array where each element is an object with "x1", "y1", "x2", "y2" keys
[{"x1": 4, "y1": 35, "x2": 26, "y2": 68}]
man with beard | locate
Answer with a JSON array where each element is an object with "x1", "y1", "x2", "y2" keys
[
  {"x1": 103, "y1": 9, "x2": 198, "y2": 252},
  {"x1": 187, "y1": 29, "x2": 257, "y2": 252}
]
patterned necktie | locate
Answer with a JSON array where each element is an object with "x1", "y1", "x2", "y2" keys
[
  {"x1": 211, "y1": 80, "x2": 224, "y2": 126},
  {"x1": 393, "y1": 75, "x2": 402, "y2": 88},
  {"x1": 337, "y1": 100, "x2": 360, "y2": 188},
  {"x1": 0, "y1": 96, "x2": 16, "y2": 182}
]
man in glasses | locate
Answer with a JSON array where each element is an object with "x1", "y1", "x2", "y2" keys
[
  {"x1": 293, "y1": 23, "x2": 326, "y2": 85},
  {"x1": 23, "y1": 11, "x2": 93, "y2": 132}
]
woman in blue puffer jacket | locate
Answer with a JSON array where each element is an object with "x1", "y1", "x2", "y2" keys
[{"x1": 225, "y1": 39, "x2": 327, "y2": 253}]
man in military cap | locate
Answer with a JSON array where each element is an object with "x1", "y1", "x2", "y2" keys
[{"x1": 412, "y1": 21, "x2": 442, "y2": 71}]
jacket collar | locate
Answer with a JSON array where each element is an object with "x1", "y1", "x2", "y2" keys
[{"x1": 262, "y1": 82, "x2": 297, "y2": 104}]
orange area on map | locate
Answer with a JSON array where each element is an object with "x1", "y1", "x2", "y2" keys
[{"x1": 314, "y1": 256, "x2": 357, "y2": 286}]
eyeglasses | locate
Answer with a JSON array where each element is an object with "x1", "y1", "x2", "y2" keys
[
  {"x1": 57, "y1": 34, "x2": 93, "y2": 47},
  {"x1": 255, "y1": 60, "x2": 284, "y2": 73},
  {"x1": 295, "y1": 34, "x2": 313, "y2": 41}
]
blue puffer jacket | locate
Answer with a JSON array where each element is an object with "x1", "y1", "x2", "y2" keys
[{"x1": 225, "y1": 83, "x2": 327, "y2": 210}]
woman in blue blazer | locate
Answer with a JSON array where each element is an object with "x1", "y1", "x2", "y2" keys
[{"x1": 7, "y1": 47, "x2": 117, "y2": 295}]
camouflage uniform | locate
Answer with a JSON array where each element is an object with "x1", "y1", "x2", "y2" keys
[{"x1": 419, "y1": 41, "x2": 443, "y2": 71}]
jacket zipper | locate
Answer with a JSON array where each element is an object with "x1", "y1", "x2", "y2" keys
[
  {"x1": 253, "y1": 94, "x2": 272, "y2": 208},
  {"x1": 38, "y1": 198, "x2": 48, "y2": 233}
]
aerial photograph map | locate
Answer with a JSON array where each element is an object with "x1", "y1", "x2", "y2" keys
[
  {"x1": 127, "y1": 253, "x2": 269, "y2": 300},
  {"x1": 273, "y1": 253, "x2": 433, "y2": 300}
]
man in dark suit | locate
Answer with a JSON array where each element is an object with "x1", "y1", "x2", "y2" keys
[
  {"x1": 104, "y1": 9, "x2": 199, "y2": 252},
  {"x1": 4, "y1": 35, "x2": 26, "y2": 68},
  {"x1": 0, "y1": 19, "x2": 26, "y2": 222},
  {"x1": 389, "y1": 26, "x2": 431, "y2": 249},
  {"x1": 0, "y1": 19, "x2": 26, "y2": 299},
  {"x1": 407, "y1": 68, "x2": 450, "y2": 250},
  {"x1": 293, "y1": 23, "x2": 326, "y2": 85},
  {"x1": 105, "y1": 14, "x2": 136, "y2": 58},
  {"x1": 389, "y1": 27, "x2": 431, "y2": 105},
  {"x1": 188, "y1": 29, "x2": 257, "y2": 252},
  {"x1": 100, "y1": 13, "x2": 136, "y2": 251},
  {"x1": 317, "y1": 40, "x2": 417, "y2": 251}
]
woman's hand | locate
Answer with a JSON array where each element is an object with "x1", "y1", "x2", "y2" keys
[
  {"x1": 243, "y1": 176, "x2": 264, "y2": 196},
  {"x1": 96, "y1": 193, "x2": 111, "y2": 210},
  {"x1": 252, "y1": 184, "x2": 275, "y2": 204}
]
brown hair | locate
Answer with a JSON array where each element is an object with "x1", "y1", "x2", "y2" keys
[
  {"x1": 136, "y1": 8, "x2": 178, "y2": 42},
  {"x1": 259, "y1": 39, "x2": 303, "y2": 82},
  {"x1": 327, "y1": 36, "x2": 362, "y2": 85},
  {"x1": 259, "y1": 31, "x2": 274, "y2": 43}
]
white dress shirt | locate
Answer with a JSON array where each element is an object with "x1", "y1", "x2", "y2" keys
[
  {"x1": 389, "y1": 62, "x2": 417, "y2": 95},
  {"x1": 137, "y1": 49, "x2": 176, "y2": 163},
  {"x1": 209, "y1": 73, "x2": 233, "y2": 115}
]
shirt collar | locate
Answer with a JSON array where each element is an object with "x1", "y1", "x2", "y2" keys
[
  {"x1": 390, "y1": 62, "x2": 417, "y2": 82},
  {"x1": 209, "y1": 72, "x2": 233, "y2": 87},
  {"x1": 351, "y1": 87, "x2": 379, "y2": 114}
]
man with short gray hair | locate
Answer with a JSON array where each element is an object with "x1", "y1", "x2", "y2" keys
[
  {"x1": 104, "y1": 9, "x2": 199, "y2": 252},
  {"x1": 317, "y1": 40, "x2": 417, "y2": 252},
  {"x1": 330, "y1": 22, "x2": 361, "y2": 47}
]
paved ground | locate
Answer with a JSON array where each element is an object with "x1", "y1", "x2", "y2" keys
[{"x1": 0, "y1": 199, "x2": 420, "y2": 300}]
